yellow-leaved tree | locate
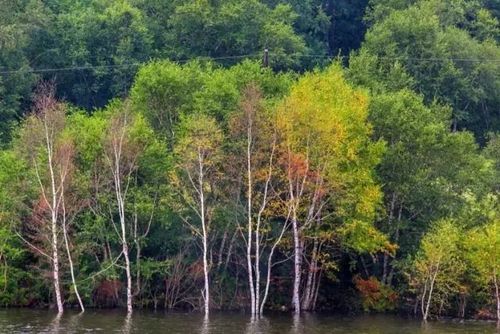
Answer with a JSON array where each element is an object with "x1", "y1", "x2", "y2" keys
[{"x1": 277, "y1": 63, "x2": 388, "y2": 313}]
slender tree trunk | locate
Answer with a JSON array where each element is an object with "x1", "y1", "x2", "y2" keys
[
  {"x1": 255, "y1": 130, "x2": 276, "y2": 316},
  {"x1": 382, "y1": 194, "x2": 396, "y2": 284},
  {"x1": 118, "y1": 191, "x2": 132, "y2": 313},
  {"x1": 107, "y1": 113, "x2": 135, "y2": 314},
  {"x1": 423, "y1": 270, "x2": 438, "y2": 321},
  {"x1": 311, "y1": 269, "x2": 322, "y2": 310},
  {"x1": 246, "y1": 181, "x2": 255, "y2": 315},
  {"x1": 51, "y1": 216, "x2": 63, "y2": 313},
  {"x1": 260, "y1": 210, "x2": 289, "y2": 315},
  {"x1": 123, "y1": 242, "x2": 133, "y2": 313},
  {"x1": 246, "y1": 113, "x2": 256, "y2": 315},
  {"x1": 117, "y1": 189, "x2": 132, "y2": 313},
  {"x1": 198, "y1": 150, "x2": 210, "y2": 317},
  {"x1": 292, "y1": 210, "x2": 302, "y2": 315},
  {"x1": 62, "y1": 213, "x2": 84, "y2": 312},
  {"x1": 254, "y1": 224, "x2": 260, "y2": 316},
  {"x1": 421, "y1": 280, "x2": 428, "y2": 318},
  {"x1": 494, "y1": 270, "x2": 499, "y2": 321},
  {"x1": 113, "y1": 149, "x2": 132, "y2": 313},
  {"x1": 302, "y1": 239, "x2": 318, "y2": 311},
  {"x1": 46, "y1": 129, "x2": 63, "y2": 314},
  {"x1": 135, "y1": 240, "x2": 141, "y2": 299}
]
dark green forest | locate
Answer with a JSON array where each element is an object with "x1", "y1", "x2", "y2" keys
[{"x1": 0, "y1": 0, "x2": 499, "y2": 321}]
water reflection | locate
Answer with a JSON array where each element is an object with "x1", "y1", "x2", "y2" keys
[
  {"x1": 67, "y1": 312, "x2": 83, "y2": 333},
  {"x1": 47, "y1": 312, "x2": 62, "y2": 334},
  {"x1": 200, "y1": 314, "x2": 210, "y2": 334},
  {"x1": 0, "y1": 309, "x2": 498, "y2": 333},
  {"x1": 245, "y1": 315, "x2": 270, "y2": 334},
  {"x1": 121, "y1": 313, "x2": 133, "y2": 334},
  {"x1": 290, "y1": 313, "x2": 303, "y2": 334}
]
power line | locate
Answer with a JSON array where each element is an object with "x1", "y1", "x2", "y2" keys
[
  {"x1": 0, "y1": 52, "x2": 499, "y2": 75},
  {"x1": 293, "y1": 53, "x2": 500, "y2": 63},
  {"x1": 0, "y1": 54, "x2": 262, "y2": 74}
]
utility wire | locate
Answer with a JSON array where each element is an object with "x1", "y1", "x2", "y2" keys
[
  {"x1": 1, "y1": 52, "x2": 499, "y2": 75},
  {"x1": 0, "y1": 54, "x2": 262, "y2": 74},
  {"x1": 294, "y1": 53, "x2": 500, "y2": 62}
]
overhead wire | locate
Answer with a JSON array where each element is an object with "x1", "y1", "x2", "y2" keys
[{"x1": 0, "y1": 52, "x2": 499, "y2": 75}]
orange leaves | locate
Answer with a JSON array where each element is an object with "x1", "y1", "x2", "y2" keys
[
  {"x1": 354, "y1": 275, "x2": 398, "y2": 312},
  {"x1": 283, "y1": 151, "x2": 308, "y2": 181}
]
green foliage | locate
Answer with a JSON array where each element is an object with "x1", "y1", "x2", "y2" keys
[
  {"x1": 52, "y1": 0, "x2": 153, "y2": 108},
  {"x1": 356, "y1": 0, "x2": 500, "y2": 141},
  {"x1": 408, "y1": 219, "x2": 465, "y2": 318},
  {"x1": 278, "y1": 63, "x2": 388, "y2": 255},
  {"x1": 0, "y1": 0, "x2": 498, "y2": 316},
  {"x1": 131, "y1": 60, "x2": 293, "y2": 144},
  {"x1": 165, "y1": 0, "x2": 306, "y2": 69},
  {"x1": 365, "y1": 90, "x2": 493, "y2": 255}
]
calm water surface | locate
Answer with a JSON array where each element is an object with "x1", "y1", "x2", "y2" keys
[{"x1": 0, "y1": 309, "x2": 498, "y2": 333}]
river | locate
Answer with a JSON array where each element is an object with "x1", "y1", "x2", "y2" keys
[{"x1": 0, "y1": 309, "x2": 498, "y2": 333}]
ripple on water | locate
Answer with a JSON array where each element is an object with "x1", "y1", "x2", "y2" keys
[{"x1": 0, "y1": 310, "x2": 497, "y2": 334}]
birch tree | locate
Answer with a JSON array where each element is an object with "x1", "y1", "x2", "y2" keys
[
  {"x1": 228, "y1": 84, "x2": 289, "y2": 316},
  {"x1": 173, "y1": 113, "x2": 223, "y2": 317},
  {"x1": 277, "y1": 64, "x2": 385, "y2": 314},
  {"x1": 103, "y1": 102, "x2": 149, "y2": 314},
  {"x1": 20, "y1": 83, "x2": 84, "y2": 313},
  {"x1": 409, "y1": 219, "x2": 464, "y2": 321},
  {"x1": 465, "y1": 215, "x2": 500, "y2": 321}
]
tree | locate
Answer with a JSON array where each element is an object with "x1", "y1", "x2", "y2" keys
[
  {"x1": 463, "y1": 195, "x2": 500, "y2": 321},
  {"x1": 0, "y1": 150, "x2": 32, "y2": 305},
  {"x1": 18, "y1": 83, "x2": 84, "y2": 313},
  {"x1": 484, "y1": 133, "x2": 500, "y2": 192},
  {"x1": 408, "y1": 219, "x2": 464, "y2": 321},
  {"x1": 353, "y1": 89, "x2": 493, "y2": 286},
  {"x1": 466, "y1": 221, "x2": 500, "y2": 320},
  {"x1": 173, "y1": 113, "x2": 224, "y2": 317},
  {"x1": 131, "y1": 60, "x2": 294, "y2": 143},
  {"x1": 102, "y1": 101, "x2": 155, "y2": 313},
  {"x1": 165, "y1": 0, "x2": 306, "y2": 69},
  {"x1": 355, "y1": 0, "x2": 500, "y2": 141},
  {"x1": 227, "y1": 84, "x2": 290, "y2": 315},
  {"x1": 50, "y1": 0, "x2": 153, "y2": 108},
  {"x1": 0, "y1": 0, "x2": 50, "y2": 143},
  {"x1": 277, "y1": 63, "x2": 386, "y2": 314}
]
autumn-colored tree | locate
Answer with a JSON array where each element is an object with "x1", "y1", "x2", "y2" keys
[
  {"x1": 277, "y1": 63, "x2": 386, "y2": 314},
  {"x1": 19, "y1": 83, "x2": 84, "y2": 312},
  {"x1": 227, "y1": 83, "x2": 289, "y2": 315}
]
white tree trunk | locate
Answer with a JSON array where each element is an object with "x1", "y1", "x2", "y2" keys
[
  {"x1": 123, "y1": 242, "x2": 133, "y2": 313},
  {"x1": 62, "y1": 211, "x2": 84, "y2": 312},
  {"x1": 51, "y1": 216, "x2": 63, "y2": 313},
  {"x1": 292, "y1": 211, "x2": 302, "y2": 315},
  {"x1": 259, "y1": 207, "x2": 289, "y2": 315},
  {"x1": 110, "y1": 120, "x2": 133, "y2": 314},
  {"x1": 246, "y1": 115, "x2": 256, "y2": 315},
  {"x1": 45, "y1": 124, "x2": 63, "y2": 314},
  {"x1": 198, "y1": 150, "x2": 210, "y2": 317},
  {"x1": 302, "y1": 239, "x2": 318, "y2": 311},
  {"x1": 117, "y1": 184, "x2": 132, "y2": 314},
  {"x1": 254, "y1": 225, "x2": 260, "y2": 316},
  {"x1": 423, "y1": 269, "x2": 438, "y2": 321},
  {"x1": 494, "y1": 271, "x2": 499, "y2": 321}
]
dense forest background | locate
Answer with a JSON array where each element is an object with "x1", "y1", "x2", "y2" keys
[{"x1": 0, "y1": 0, "x2": 499, "y2": 321}]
